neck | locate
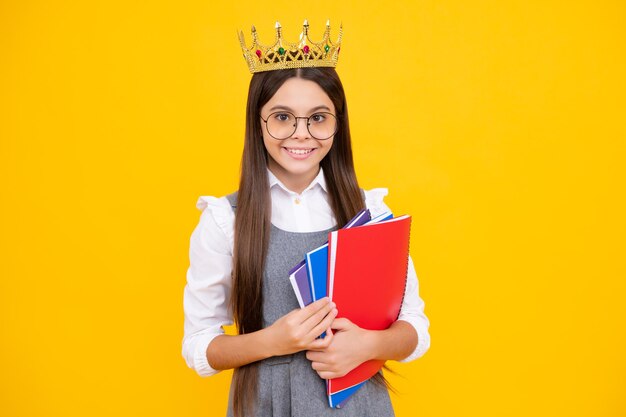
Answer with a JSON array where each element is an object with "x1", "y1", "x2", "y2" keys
[{"x1": 268, "y1": 161, "x2": 320, "y2": 194}]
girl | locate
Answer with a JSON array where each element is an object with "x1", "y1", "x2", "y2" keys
[{"x1": 182, "y1": 22, "x2": 430, "y2": 417}]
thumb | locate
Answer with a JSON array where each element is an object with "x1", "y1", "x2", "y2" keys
[{"x1": 331, "y1": 317, "x2": 354, "y2": 331}]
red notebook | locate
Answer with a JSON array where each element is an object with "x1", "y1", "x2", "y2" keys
[{"x1": 326, "y1": 215, "x2": 412, "y2": 397}]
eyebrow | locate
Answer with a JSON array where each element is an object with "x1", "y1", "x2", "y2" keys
[{"x1": 268, "y1": 105, "x2": 332, "y2": 113}]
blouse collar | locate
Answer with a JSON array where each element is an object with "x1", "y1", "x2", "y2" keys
[{"x1": 267, "y1": 166, "x2": 328, "y2": 195}]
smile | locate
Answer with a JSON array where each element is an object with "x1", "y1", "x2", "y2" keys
[{"x1": 284, "y1": 147, "x2": 315, "y2": 155}]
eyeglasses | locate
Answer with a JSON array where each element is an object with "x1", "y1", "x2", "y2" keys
[{"x1": 260, "y1": 111, "x2": 338, "y2": 140}]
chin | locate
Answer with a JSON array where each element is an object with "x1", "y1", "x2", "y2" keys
[{"x1": 281, "y1": 160, "x2": 319, "y2": 175}]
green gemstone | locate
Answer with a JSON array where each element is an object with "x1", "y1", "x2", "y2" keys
[
  {"x1": 324, "y1": 44, "x2": 330, "y2": 52},
  {"x1": 278, "y1": 47, "x2": 285, "y2": 55}
]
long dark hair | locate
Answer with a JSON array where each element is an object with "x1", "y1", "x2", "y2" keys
[{"x1": 231, "y1": 67, "x2": 391, "y2": 417}]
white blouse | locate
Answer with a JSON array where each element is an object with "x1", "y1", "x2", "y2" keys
[{"x1": 182, "y1": 167, "x2": 431, "y2": 377}]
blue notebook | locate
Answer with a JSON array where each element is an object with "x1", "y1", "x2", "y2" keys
[
  {"x1": 329, "y1": 382, "x2": 366, "y2": 408},
  {"x1": 306, "y1": 244, "x2": 330, "y2": 302}
]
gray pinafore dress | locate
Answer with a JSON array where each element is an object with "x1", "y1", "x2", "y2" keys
[{"x1": 224, "y1": 191, "x2": 395, "y2": 417}]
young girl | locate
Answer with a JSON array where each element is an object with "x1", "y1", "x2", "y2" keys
[{"x1": 182, "y1": 21, "x2": 430, "y2": 417}]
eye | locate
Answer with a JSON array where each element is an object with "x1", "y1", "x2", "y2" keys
[
  {"x1": 310, "y1": 113, "x2": 326, "y2": 123},
  {"x1": 273, "y1": 112, "x2": 292, "y2": 122}
]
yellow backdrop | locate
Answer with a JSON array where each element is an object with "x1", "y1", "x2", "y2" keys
[{"x1": 1, "y1": 1, "x2": 625, "y2": 416}]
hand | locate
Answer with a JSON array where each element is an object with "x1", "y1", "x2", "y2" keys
[
  {"x1": 305, "y1": 317, "x2": 373, "y2": 380},
  {"x1": 264, "y1": 297, "x2": 338, "y2": 357}
]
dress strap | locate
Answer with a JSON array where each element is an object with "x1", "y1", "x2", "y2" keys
[{"x1": 225, "y1": 191, "x2": 238, "y2": 212}]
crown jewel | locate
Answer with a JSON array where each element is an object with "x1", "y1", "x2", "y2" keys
[{"x1": 238, "y1": 19, "x2": 343, "y2": 73}]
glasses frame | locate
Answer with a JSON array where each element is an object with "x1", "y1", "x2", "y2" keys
[{"x1": 260, "y1": 111, "x2": 339, "y2": 141}]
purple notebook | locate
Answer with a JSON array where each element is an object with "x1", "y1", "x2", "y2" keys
[{"x1": 289, "y1": 260, "x2": 312, "y2": 308}]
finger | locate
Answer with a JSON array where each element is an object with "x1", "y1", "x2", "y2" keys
[
  {"x1": 297, "y1": 297, "x2": 332, "y2": 323},
  {"x1": 306, "y1": 308, "x2": 337, "y2": 340},
  {"x1": 306, "y1": 350, "x2": 321, "y2": 362},
  {"x1": 317, "y1": 371, "x2": 339, "y2": 380},
  {"x1": 307, "y1": 326, "x2": 334, "y2": 350},
  {"x1": 330, "y1": 317, "x2": 351, "y2": 331},
  {"x1": 301, "y1": 301, "x2": 336, "y2": 330},
  {"x1": 311, "y1": 361, "x2": 332, "y2": 372}
]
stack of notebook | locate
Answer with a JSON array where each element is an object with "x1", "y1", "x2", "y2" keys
[{"x1": 288, "y1": 208, "x2": 412, "y2": 408}]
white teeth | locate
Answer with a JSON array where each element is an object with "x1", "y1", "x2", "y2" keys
[{"x1": 286, "y1": 148, "x2": 313, "y2": 155}]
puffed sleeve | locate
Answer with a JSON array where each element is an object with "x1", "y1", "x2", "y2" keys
[
  {"x1": 363, "y1": 188, "x2": 431, "y2": 362},
  {"x1": 181, "y1": 196, "x2": 235, "y2": 377},
  {"x1": 396, "y1": 255, "x2": 431, "y2": 362}
]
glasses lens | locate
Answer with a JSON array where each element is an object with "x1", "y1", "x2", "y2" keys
[
  {"x1": 266, "y1": 112, "x2": 297, "y2": 140},
  {"x1": 308, "y1": 112, "x2": 337, "y2": 140}
]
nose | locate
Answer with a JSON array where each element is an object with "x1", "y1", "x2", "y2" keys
[{"x1": 290, "y1": 117, "x2": 311, "y2": 140}]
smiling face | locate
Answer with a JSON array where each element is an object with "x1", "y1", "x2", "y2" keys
[{"x1": 259, "y1": 77, "x2": 336, "y2": 193}]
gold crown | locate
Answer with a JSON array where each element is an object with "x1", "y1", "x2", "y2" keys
[{"x1": 238, "y1": 19, "x2": 343, "y2": 73}]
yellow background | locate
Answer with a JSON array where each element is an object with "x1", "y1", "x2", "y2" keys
[{"x1": 1, "y1": 1, "x2": 625, "y2": 416}]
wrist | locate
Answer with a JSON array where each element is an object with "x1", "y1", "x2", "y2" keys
[
  {"x1": 362, "y1": 328, "x2": 384, "y2": 362},
  {"x1": 255, "y1": 326, "x2": 277, "y2": 359}
]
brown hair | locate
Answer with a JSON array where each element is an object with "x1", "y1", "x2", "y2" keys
[{"x1": 231, "y1": 67, "x2": 392, "y2": 417}]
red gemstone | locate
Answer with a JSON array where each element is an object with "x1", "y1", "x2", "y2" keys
[
  {"x1": 255, "y1": 49, "x2": 262, "y2": 58},
  {"x1": 303, "y1": 45, "x2": 310, "y2": 54},
  {"x1": 337, "y1": 46, "x2": 341, "y2": 54}
]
